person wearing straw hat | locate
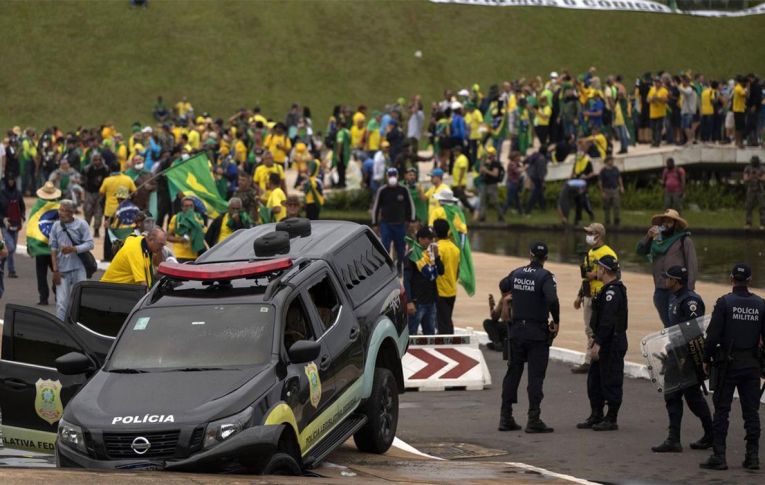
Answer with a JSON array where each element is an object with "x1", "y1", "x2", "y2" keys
[
  {"x1": 636, "y1": 209, "x2": 697, "y2": 327},
  {"x1": 29, "y1": 181, "x2": 62, "y2": 305}
]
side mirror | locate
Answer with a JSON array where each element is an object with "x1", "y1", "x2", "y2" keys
[
  {"x1": 55, "y1": 352, "x2": 94, "y2": 375},
  {"x1": 287, "y1": 340, "x2": 321, "y2": 364}
]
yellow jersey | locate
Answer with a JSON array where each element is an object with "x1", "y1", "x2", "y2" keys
[
  {"x1": 436, "y1": 238, "x2": 460, "y2": 298},
  {"x1": 100, "y1": 235, "x2": 152, "y2": 286},
  {"x1": 253, "y1": 164, "x2": 285, "y2": 194},
  {"x1": 583, "y1": 244, "x2": 618, "y2": 297},
  {"x1": 425, "y1": 184, "x2": 451, "y2": 226},
  {"x1": 648, "y1": 86, "x2": 669, "y2": 119},
  {"x1": 267, "y1": 187, "x2": 287, "y2": 222},
  {"x1": 732, "y1": 84, "x2": 747, "y2": 113},
  {"x1": 99, "y1": 174, "x2": 137, "y2": 217},
  {"x1": 169, "y1": 214, "x2": 205, "y2": 260}
]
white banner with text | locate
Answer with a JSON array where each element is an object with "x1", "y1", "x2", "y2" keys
[{"x1": 430, "y1": 0, "x2": 765, "y2": 17}]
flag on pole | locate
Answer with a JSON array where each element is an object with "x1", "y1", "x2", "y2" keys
[
  {"x1": 26, "y1": 199, "x2": 60, "y2": 257},
  {"x1": 166, "y1": 153, "x2": 228, "y2": 218}
]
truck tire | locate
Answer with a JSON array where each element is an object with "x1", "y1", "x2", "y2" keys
[
  {"x1": 353, "y1": 367, "x2": 398, "y2": 453},
  {"x1": 261, "y1": 452, "x2": 302, "y2": 476}
]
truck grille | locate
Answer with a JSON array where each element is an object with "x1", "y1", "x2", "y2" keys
[{"x1": 103, "y1": 430, "x2": 180, "y2": 459}]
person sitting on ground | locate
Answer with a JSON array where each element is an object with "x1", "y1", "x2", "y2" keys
[{"x1": 483, "y1": 292, "x2": 511, "y2": 352}]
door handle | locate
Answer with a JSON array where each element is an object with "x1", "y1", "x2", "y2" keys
[
  {"x1": 3, "y1": 378, "x2": 29, "y2": 390},
  {"x1": 319, "y1": 353, "x2": 331, "y2": 371},
  {"x1": 349, "y1": 326, "x2": 359, "y2": 341}
]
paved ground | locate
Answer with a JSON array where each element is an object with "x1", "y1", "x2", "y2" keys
[{"x1": 397, "y1": 349, "x2": 763, "y2": 484}]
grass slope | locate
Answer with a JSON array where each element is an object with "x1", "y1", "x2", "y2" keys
[{"x1": 1, "y1": 0, "x2": 763, "y2": 131}]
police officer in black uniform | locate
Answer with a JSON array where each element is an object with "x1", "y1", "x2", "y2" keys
[
  {"x1": 576, "y1": 255, "x2": 627, "y2": 431},
  {"x1": 498, "y1": 242, "x2": 560, "y2": 433},
  {"x1": 700, "y1": 263, "x2": 765, "y2": 471},
  {"x1": 652, "y1": 266, "x2": 713, "y2": 452}
]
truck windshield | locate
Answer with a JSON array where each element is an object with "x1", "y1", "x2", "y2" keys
[{"x1": 107, "y1": 304, "x2": 273, "y2": 371}]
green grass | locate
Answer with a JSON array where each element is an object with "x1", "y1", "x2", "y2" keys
[{"x1": 1, "y1": 0, "x2": 764, "y2": 132}]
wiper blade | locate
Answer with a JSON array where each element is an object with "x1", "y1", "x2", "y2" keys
[
  {"x1": 163, "y1": 367, "x2": 230, "y2": 372},
  {"x1": 109, "y1": 368, "x2": 147, "y2": 374}
]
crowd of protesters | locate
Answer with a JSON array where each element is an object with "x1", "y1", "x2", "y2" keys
[{"x1": 0, "y1": 67, "x2": 763, "y2": 307}]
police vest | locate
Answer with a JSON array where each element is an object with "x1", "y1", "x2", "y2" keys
[
  {"x1": 721, "y1": 292, "x2": 765, "y2": 353},
  {"x1": 668, "y1": 289, "x2": 705, "y2": 326},
  {"x1": 509, "y1": 264, "x2": 551, "y2": 323}
]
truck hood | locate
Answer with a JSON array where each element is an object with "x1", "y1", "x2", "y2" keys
[{"x1": 66, "y1": 366, "x2": 274, "y2": 428}]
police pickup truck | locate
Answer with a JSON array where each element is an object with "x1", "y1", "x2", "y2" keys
[{"x1": 0, "y1": 219, "x2": 408, "y2": 474}]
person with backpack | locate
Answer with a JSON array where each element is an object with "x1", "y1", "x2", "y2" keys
[{"x1": 0, "y1": 177, "x2": 25, "y2": 278}]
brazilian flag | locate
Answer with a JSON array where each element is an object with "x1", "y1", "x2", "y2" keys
[
  {"x1": 442, "y1": 204, "x2": 476, "y2": 297},
  {"x1": 166, "y1": 153, "x2": 228, "y2": 218},
  {"x1": 26, "y1": 199, "x2": 60, "y2": 257}
]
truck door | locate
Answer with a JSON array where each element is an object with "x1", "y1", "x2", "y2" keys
[
  {"x1": 0, "y1": 305, "x2": 97, "y2": 453},
  {"x1": 303, "y1": 268, "x2": 364, "y2": 402},
  {"x1": 64, "y1": 281, "x2": 145, "y2": 362}
]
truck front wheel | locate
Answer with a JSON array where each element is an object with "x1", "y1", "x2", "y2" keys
[{"x1": 353, "y1": 367, "x2": 398, "y2": 453}]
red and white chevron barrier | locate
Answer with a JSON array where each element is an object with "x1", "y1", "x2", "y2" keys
[{"x1": 403, "y1": 332, "x2": 491, "y2": 391}]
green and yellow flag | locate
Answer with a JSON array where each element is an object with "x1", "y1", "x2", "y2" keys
[
  {"x1": 26, "y1": 199, "x2": 60, "y2": 257},
  {"x1": 442, "y1": 204, "x2": 476, "y2": 296},
  {"x1": 166, "y1": 153, "x2": 228, "y2": 218}
]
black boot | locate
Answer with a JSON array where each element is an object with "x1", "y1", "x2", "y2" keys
[
  {"x1": 689, "y1": 432, "x2": 713, "y2": 450},
  {"x1": 743, "y1": 452, "x2": 759, "y2": 470},
  {"x1": 576, "y1": 408, "x2": 604, "y2": 429},
  {"x1": 592, "y1": 404, "x2": 619, "y2": 431},
  {"x1": 743, "y1": 444, "x2": 759, "y2": 470},
  {"x1": 699, "y1": 453, "x2": 727, "y2": 470},
  {"x1": 652, "y1": 429, "x2": 682, "y2": 453},
  {"x1": 525, "y1": 409, "x2": 554, "y2": 433},
  {"x1": 498, "y1": 407, "x2": 521, "y2": 431}
]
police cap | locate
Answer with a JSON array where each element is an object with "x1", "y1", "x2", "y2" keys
[
  {"x1": 596, "y1": 255, "x2": 620, "y2": 272},
  {"x1": 730, "y1": 263, "x2": 752, "y2": 282},
  {"x1": 663, "y1": 265, "x2": 688, "y2": 283},
  {"x1": 529, "y1": 241, "x2": 548, "y2": 258}
]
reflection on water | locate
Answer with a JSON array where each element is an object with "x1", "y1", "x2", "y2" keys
[{"x1": 470, "y1": 228, "x2": 765, "y2": 289}]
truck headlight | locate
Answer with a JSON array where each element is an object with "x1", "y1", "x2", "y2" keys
[
  {"x1": 203, "y1": 407, "x2": 253, "y2": 450},
  {"x1": 58, "y1": 419, "x2": 87, "y2": 454}
]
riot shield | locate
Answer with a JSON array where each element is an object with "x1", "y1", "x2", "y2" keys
[{"x1": 641, "y1": 315, "x2": 710, "y2": 395}]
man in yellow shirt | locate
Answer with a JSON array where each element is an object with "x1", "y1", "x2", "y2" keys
[
  {"x1": 422, "y1": 168, "x2": 451, "y2": 226},
  {"x1": 352, "y1": 105, "x2": 367, "y2": 126},
  {"x1": 699, "y1": 81, "x2": 718, "y2": 142},
  {"x1": 732, "y1": 75, "x2": 749, "y2": 148},
  {"x1": 101, "y1": 228, "x2": 166, "y2": 288},
  {"x1": 187, "y1": 125, "x2": 201, "y2": 150},
  {"x1": 99, "y1": 170, "x2": 137, "y2": 222},
  {"x1": 264, "y1": 123, "x2": 291, "y2": 167},
  {"x1": 433, "y1": 219, "x2": 460, "y2": 334},
  {"x1": 350, "y1": 116, "x2": 367, "y2": 160},
  {"x1": 533, "y1": 96, "x2": 552, "y2": 146},
  {"x1": 266, "y1": 173, "x2": 287, "y2": 222},
  {"x1": 571, "y1": 223, "x2": 618, "y2": 374},
  {"x1": 167, "y1": 197, "x2": 206, "y2": 262},
  {"x1": 234, "y1": 133, "x2": 248, "y2": 166},
  {"x1": 451, "y1": 145, "x2": 473, "y2": 213},
  {"x1": 465, "y1": 102, "x2": 484, "y2": 170},
  {"x1": 253, "y1": 152, "x2": 285, "y2": 200},
  {"x1": 648, "y1": 78, "x2": 669, "y2": 147}
]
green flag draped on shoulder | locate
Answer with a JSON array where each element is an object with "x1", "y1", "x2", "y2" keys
[
  {"x1": 166, "y1": 153, "x2": 228, "y2": 218},
  {"x1": 27, "y1": 199, "x2": 60, "y2": 257},
  {"x1": 405, "y1": 236, "x2": 424, "y2": 263},
  {"x1": 442, "y1": 204, "x2": 475, "y2": 296}
]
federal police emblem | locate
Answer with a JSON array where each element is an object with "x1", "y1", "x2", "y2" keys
[
  {"x1": 35, "y1": 378, "x2": 63, "y2": 425},
  {"x1": 304, "y1": 362, "x2": 321, "y2": 409}
]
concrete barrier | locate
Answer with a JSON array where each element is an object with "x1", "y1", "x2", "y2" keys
[{"x1": 403, "y1": 332, "x2": 491, "y2": 391}]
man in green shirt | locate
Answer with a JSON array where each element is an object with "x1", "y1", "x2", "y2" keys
[{"x1": 333, "y1": 119, "x2": 351, "y2": 188}]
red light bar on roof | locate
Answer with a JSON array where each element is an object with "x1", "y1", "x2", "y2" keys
[{"x1": 158, "y1": 258, "x2": 293, "y2": 281}]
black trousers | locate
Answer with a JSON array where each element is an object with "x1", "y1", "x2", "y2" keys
[
  {"x1": 453, "y1": 186, "x2": 473, "y2": 213},
  {"x1": 502, "y1": 338, "x2": 550, "y2": 413},
  {"x1": 587, "y1": 343, "x2": 626, "y2": 410},
  {"x1": 651, "y1": 117, "x2": 664, "y2": 145},
  {"x1": 665, "y1": 385, "x2": 712, "y2": 437},
  {"x1": 436, "y1": 295, "x2": 455, "y2": 334},
  {"x1": 711, "y1": 365, "x2": 761, "y2": 455},
  {"x1": 35, "y1": 255, "x2": 53, "y2": 303},
  {"x1": 305, "y1": 203, "x2": 320, "y2": 220}
]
